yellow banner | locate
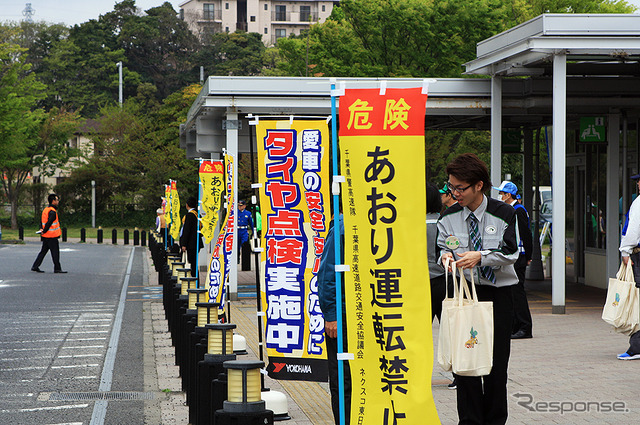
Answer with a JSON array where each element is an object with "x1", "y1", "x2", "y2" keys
[
  {"x1": 200, "y1": 160, "x2": 225, "y2": 244},
  {"x1": 256, "y1": 119, "x2": 330, "y2": 382},
  {"x1": 170, "y1": 180, "x2": 181, "y2": 241},
  {"x1": 206, "y1": 154, "x2": 234, "y2": 315},
  {"x1": 339, "y1": 88, "x2": 440, "y2": 424},
  {"x1": 164, "y1": 184, "x2": 172, "y2": 228}
]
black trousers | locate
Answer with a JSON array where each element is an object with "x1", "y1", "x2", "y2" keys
[
  {"x1": 238, "y1": 240, "x2": 252, "y2": 271},
  {"x1": 455, "y1": 285, "x2": 514, "y2": 425},
  {"x1": 627, "y1": 252, "x2": 640, "y2": 354},
  {"x1": 327, "y1": 334, "x2": 351, "y2": 425},
  {"x1": 511, "y1": 259, "x2": 533, "y2": 335},
  {"x1": 186, "y1": 248, "x2": 197, "y2": 279},
  {"x1": 32, "y1": 237, "x2": 62, "y2": 271}
]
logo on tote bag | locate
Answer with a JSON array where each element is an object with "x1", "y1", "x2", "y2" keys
[
  {"x1": 613, "y1": 293, "x2": 620, "y2": 307},
  {"x1": 465, "y1": 327, "x2": 479, "y2": 348}
]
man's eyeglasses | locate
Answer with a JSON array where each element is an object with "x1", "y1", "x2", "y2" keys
[{"x1": 446, "y1": 182, "x2": 473, "y2": 194}]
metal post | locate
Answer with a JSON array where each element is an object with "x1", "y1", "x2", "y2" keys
[
  {"x1": 330, "y1": 81, "x2": 346, "y2": 425},
  {"x1": 607, "y1": 114, "x2": 621, "y2": 281},
  {"x1": 527, "y1": 128, "x2": 545, "y2": 280},
  {"x1": 226, "y1": 110, "x2": 239, "y2": 300},
  {"x1": 116, "y1": 61, "x2": 123, "y2": 106},
  {"x1": 91, "y1": 180, "x2": 96, "y2": 228},
  {"x1": 622, "y1": 116, "x2": 628, "y2": 219},
  {"x1": 552, "y1": 52, "x2": 566, "y2": 314},
  {"x1": 491, "y1": 76, "x2": 502, "y2": 196},
  {"x1": 196, "y1": 160, "x2": 203, "y2": 287}
]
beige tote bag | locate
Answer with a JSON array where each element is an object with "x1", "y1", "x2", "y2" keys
[
  {"x1": 437, "y1": 258, "x2": 460, "y2": 372},
  {"x1": 602, "y1": 261, "x2": 637, "y2": 329},
  {"x1": 448, "y1": 268, "x2": 494, "y2": 377}
]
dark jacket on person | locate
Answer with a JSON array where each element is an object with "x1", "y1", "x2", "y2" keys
[
  {"x1": 318, "y1": 215, "x2": 344, "y2": 323},
  {"x1": 513, "y1": 202, "x2": 533, "y2": 267},
  {"x1": 180, "y1": 209, "x2": 203, "y2": 252}
]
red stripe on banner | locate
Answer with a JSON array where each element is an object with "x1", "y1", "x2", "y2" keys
[{"x1": 338, "y1": 88, "x2": 428, "y2": 137}]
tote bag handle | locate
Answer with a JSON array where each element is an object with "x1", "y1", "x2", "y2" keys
[
  {"x1": 456, "y1": 266, "x2": 476, "y2": 307},
  {"x1": 444, "y1": 257, "x2": 459, "y2": 300}
]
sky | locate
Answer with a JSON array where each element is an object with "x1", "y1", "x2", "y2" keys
[
  {"x1": 0, "y1": 1, "x2": 184, "y2": 26},
  {"x1": 0, "y1": 0, "x2": 639, "y2": 27}
]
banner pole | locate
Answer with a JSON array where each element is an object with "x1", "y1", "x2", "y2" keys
[
  {"x1": 197, "y1": 160, "x2": 203, "y2": 287},
  {"x1": 331, "y1": 81, "x2": 346, "y2": 425},
  {"x1": 164, "y1": 184, "x2": 168, "y2": 252},
  {"x1": 169, "y1": 180, "x2": 174, "y2": 247}
]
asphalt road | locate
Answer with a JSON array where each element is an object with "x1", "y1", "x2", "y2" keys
[{"x1": 0, "y1": 241, "x2": 153, "y2": 425}]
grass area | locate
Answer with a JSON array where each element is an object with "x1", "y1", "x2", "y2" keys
[{"x1": 0, "y1": 225, "x2": 152, "y2": 241}]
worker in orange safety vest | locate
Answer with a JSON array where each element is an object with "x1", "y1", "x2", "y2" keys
[{"x1": 31, "y1": 194, "x2": 67, "y2": 273}]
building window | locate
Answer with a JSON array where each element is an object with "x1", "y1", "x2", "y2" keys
[
  {"x1": 275, "y1": 28, "x2": 286, "y2": 39},
  {"x1": 275, "y1": 5, "x2": 286, "y2": 21},
  {"x1": 226, "y1": 26, "x2": 229, "y2": 32},
  {"x1": 300, "y1": 5, "x2": 311, "y2": 21},
  {"x1": 203, "y1": 4, "x2": 215, "y2": 20},
  {"x1": 68, "y1": 136, "x2": 78, "y2": 149},
  {"x1": 264, "y1": 4, "x2": 268, "y2": 10},
  {"x1": 250, "y1": 15, "x2": 256, "y2": 22},
  {"x1": 226, "y1": 3, "x2": 229, "y2": 9},
  {"x1": 322, "y1": 5, "x2": 326, "y2": 12},
  {"x1": 179, "y1": 8, "x2": 184, "y2": 20},
  {"x1": 264, "y1": 27, "x2": 268, "y2": 34}
]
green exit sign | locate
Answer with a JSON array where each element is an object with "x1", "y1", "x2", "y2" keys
[{"x1": 580, "y1": 117, "x2": 605, "y2": 142}]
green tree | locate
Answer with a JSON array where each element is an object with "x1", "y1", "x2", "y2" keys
[
  {"x1": 194, "y1": 31, "x2": 267, "y2": 76},
  {"x1": 525, "y1": 0, "x2": 635, "y2": 17},
  {"x1": 38, "y1": 26, "x2": 141, "y2": 116},
  {"x1": 272, "y1": 0, "x2": 516, "y2": 78},
  {"x1": 0, "y1": 41, "x2": 46, "y2": 229},
  {"x1": 57, "y1": 84, "x2": 201, "y2": 220},
  {"x1": 117, "y1": 2, "x2": 200, "y2": 98}
]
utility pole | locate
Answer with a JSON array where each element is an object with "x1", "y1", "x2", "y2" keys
[
  {"x1": 116, "y1": 62, "x2": 123, "y2": 106},
  {"x1": 91, "y1": 181, "x2": 96, "y2": 228}
]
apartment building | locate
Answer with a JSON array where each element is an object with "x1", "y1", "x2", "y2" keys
[{"x1": 179, "y1": 0, "x2": 337, "y2": 45}]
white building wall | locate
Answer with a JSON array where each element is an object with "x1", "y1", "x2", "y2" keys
[{"x1": 181, "y1": 0, "x2": 337, "y2": 45}]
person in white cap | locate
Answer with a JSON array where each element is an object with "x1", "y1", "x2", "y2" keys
[
  {"x1": 494, "y1": 181, "x2": 533, "y2": 339},
  {"x1": 617, "y1": 173, "x2": 640, "y2": 360}
]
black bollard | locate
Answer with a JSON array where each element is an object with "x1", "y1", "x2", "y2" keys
[
  {"x1": 141, "y1": 230, "x2": 146, "y2": 247},
  {"x1": 214, "y1": 360, "x2": 274, "y2": 425},
  {"x1": 62, "y1": 227, "x2": 67, "y2": 242},
  {"x1": 19, "y1": 226, "x2": 24, "y2": 240},
  {"x1": 112, "y1": 229, "x2": 117, "y2": 244},
  {"x1": 80, "y1": 228, "x2": 86, "y2": 243},
  {"x1": 97, "y1": 228, "x2": 103, "y2": 244},
  {"x1": 123, "y1": 229, "x2": 129, "y2": 245},
  {"x1": 133, "y1": 229, "x2": 140, "y2": 246}
]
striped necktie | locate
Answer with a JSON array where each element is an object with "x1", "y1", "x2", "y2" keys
[{"x1": 469, "y1": 212, "x2": 496, "y2": 284}]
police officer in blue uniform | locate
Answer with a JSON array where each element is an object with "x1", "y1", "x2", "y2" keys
[{"x1": 237, "y1": 200, "x2": 254, "y2": 271}]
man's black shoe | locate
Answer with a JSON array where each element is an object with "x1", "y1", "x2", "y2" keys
[
  {"x1": 31, "y1": 267, "x2": 44, "y2": 273},
  {"x1": 54, "y1": 270, "x2": 68, "y2": 274},
  {"x1": 511, "y1": 330, "x2": 533, "y2": 339}
]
